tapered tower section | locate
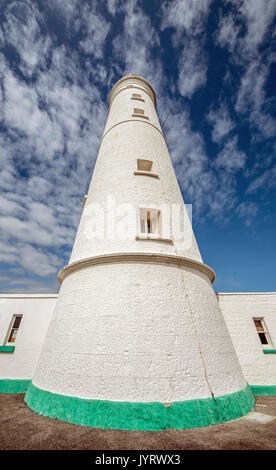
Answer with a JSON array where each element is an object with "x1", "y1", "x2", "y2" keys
[{"x1": 25, "y1": 74, "x2": 254, "y2": 430}]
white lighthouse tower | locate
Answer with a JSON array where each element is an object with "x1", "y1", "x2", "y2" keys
[{"x1": 25, "y1": 74, "x2": 254, "y2": 430}]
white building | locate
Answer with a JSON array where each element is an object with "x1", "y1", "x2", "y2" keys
[{"x1": 0, "y1": 74, "x2": 275, "y2": 430}]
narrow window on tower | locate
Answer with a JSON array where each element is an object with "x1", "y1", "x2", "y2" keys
[
  {"x1": 139, "y1": 209, "x2": 161, "y2": 237},
  {"x1": 5, "y1": 315, "x2": 22, "y2": 344},
  {"x1": 137, "y1": 159, "x2": 152, "y2": 172},
  {"x1": 253, "y1": 318, "x2": 273, "y2": 349},
  {"x1": 134, "y1": 108, "x2": 144, "y2": 115},
  {"x1": 132, "y1": 108, "x2": 149, "y2": 120},
  {"x1": 131, "y1": 93, "x2": 145, "y2": 102},
  {"x1": 134, "y1": 159, "x2": 159, "y2": 178}
]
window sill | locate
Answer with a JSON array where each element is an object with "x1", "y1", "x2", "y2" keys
[
  {"x1": 263, "y1": 349, "x2": 276, "y2": 354},
  {"x1": 136, "y1": 235, "x2": 173, "y2": 244},
  {"x1": 131, "y1": 97, "x2": 145, "y2": 102},
  {"x1": 132, "y1": 114, "x2": 149, "y2": 120},
  {"x1": 134, "y1": 170, "x2": 159, "y2": 179},
  {"x1": 0, "y1": 345, "x2": 15, "y2": 353}
]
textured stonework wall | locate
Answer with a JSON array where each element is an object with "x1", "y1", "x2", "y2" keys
[
  {"x1": 217, "y1": 293, "x2": 276, "y2": 385},
  {"x1": 30, "y1": 75, "x2": 247, "y2": 403},
  {"x1": 32, "y1": 263, "x2": 244, "y2": 402},
  {"x1": 69, "y1": 82, "x2": 202, "y2": 264},
  {"x1": 0, "y1": 296, "x2": 56, "y2": 379}
]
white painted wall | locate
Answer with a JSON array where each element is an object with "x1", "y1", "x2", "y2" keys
[
  {"x1": 0, "y1": 295, "x2": 56, "y2": 379},
  {"x1": 0, "y1": 292, "x2": 275, "y2": 387},
  {"x1": 29, "y1": 75, "x2": 247, "y2": 403},
  {"x1": 217, "y1": 293, "x2": 276, "y2": 386},
  {"x1": 69, "y1": 75, "x2": 202, "y2": 264},
  {"x1": 31, "y1": 263, "x2": 245, "y2": 402}
]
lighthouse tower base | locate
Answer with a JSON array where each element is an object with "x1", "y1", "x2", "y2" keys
[
  {"x1": 24, "y1": 257, "x2": 254, "y2": 430},
  {"x1": 25, "y1": 381, "x2": 254, "y2": 430}
]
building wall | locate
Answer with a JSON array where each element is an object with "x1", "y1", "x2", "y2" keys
[
  {"x1": 217, "y1": 292, "x2": 276, "y2": 386},
  {"x1": 0, "y1": 292, "x2": 275, "y2": 388},
  {"x1": 0, "y1": 295, "x2": 56, "y2": 379}
]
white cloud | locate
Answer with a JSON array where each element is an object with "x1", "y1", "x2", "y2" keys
[
  {"x1": 161, "y1": 0, "x2": 210, "y2": 98},
  {"x1": 216, "y1": 0, "x2": 276, "y2": 57},
  {"x1": 215, "y1": 137, "x2": 247, "y2": 173},
  {"x1": 3, "y1": 1, "x2": 52, "y2": 77},
  {"x1": 3, "y1": 72, "x2": 64, "y2": 159},
  {"x1": 107, "y1": 0, "x2": 124, "y2": 15},
  {"x1": 215, "y1": 1, "x2": 276, "y2": 138},
  {"x1": 235, "y1": 60, "x2": 276, "y2": 138},
  {"x1": 239, "y1": 0, "x2": 276, "y2": 52},
  {"x1": 161, "y1": 0, "x2": 211, "y2": 37},
  {"x1": 112, "y1": 0, "x2": 164, "y2": 94},
  {"x1": 76, "y1": 6, "x2": 110, "y2": 58},
  {"x1": 177, "y1": 39, "x2": 207, "y2": 98},
  {"x1": 207, "y1": 103, "x2": 235, "y2": 142},
  {"x1": 235, "y1": 201, "x2": 259, "y2": 226},
  {"x1": 246, "y1": 166, "x2": 276, "y2": 194}
]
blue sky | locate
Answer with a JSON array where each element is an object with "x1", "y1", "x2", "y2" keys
[{"x1": 0, "y1": 0, "x2": 275, "y2": 293}]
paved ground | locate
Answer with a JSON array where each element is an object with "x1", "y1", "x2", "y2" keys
[{"x1": 0, "y1": 394, "x2": 275, "y2": 450}]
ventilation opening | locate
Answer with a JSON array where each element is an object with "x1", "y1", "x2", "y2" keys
[
  {"x1": 137, "y1": 159, "x2": 153, "y2": 172},
  {"x1": 131, "y1": 93, "x2": 144, "y2": 102},
  {"x1": 133, "y1": 108, "x2": 144, "y2": 115}
]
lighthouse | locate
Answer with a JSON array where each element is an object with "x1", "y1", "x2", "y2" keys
[{"x1": 25, "y1": 74, "x2": 254, "y2": 430}]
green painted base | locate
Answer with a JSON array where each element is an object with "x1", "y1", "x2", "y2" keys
[
  {"x1": 0, "y1": 346, "x2": 15, "y2": 353},
  {"x1": 25, "y1": 382, "x2": 255, "y2": 431},
  {"x1": 250, "y1": 385, "x2": 276, "y2": 396},
  {"x1": 0, "y1": 379, "x2": 31, "y2": 393}
]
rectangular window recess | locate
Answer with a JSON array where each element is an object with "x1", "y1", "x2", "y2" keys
[
  {"x1": 135, "y1": 235, "x2": 173, "y2": 243},
  {"x1": 132, "y1": 114, "x2": 149, "y2": 120},
  {"x1": 0, "y1": 345, "x2": 15, "y2": 353},
  {"x1": 134, "y1": 170, "x2": 159, "y2": 178},
  {"x1": 5, "y1": 315, "x2": 22, "y2": 345},
  {"x1": 137, "y1": 159, "x2": 152, "y2": 171},
  {"x1": 263, "y1": 349, "x2": 276, "y2": 354},
  {"x1": 133, "y1": 108, "x2": 144, "y2": 114},
  {"x1": 253, "y1": 318, "x2": 273, "y2": 348}
]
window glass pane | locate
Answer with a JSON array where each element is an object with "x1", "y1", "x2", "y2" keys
[
  {"x1": 140, "y1": 219, "x2": 146, "y2": 233},
  {"x1": 147, "y1": 212, "x2": 151, "y2": 233},
  {"x1": 258, "y1": 333, "x2": 268, "y2": 345},
  {"x1": 8, "y1": 329, "x2": 17, "y2": 343},
  {"x1": 13, "y1": 316, "x2": 22, "y2": 329},
  {"x1": 254, "y1": 320, "x2": 264, "y2": 332}
]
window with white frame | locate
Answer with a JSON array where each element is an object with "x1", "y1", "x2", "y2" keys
[
  {"x1": 139, "y1": 208, "x2": 161, "y2": 237},
  {"x1": 6, "y1": 315, "x2": 22, "y2": 344},
  {"x1": 253, "y1": 318, "x2": 273, "y2": 348}
]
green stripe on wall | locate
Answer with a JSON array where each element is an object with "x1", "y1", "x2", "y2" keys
[
  {"x1": 250, "y1": 385, "x2": 276, "y2": 396},
  {"x1": 263, "y1": 349, "x2": 276, "y2": 354},
  {"x1": 0, "y1": 379, "x2": 31, "y2": 393},
  {"x1": 0, "y1": 346, "x2": 15, "y2": 352},
  {"x1": 25, "y1": 382, "x2": 254, "y2": 431}
]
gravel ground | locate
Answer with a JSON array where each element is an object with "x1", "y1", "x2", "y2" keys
[{"x1": 0, "y1": 394, "x2": 275, "y2": 450}]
